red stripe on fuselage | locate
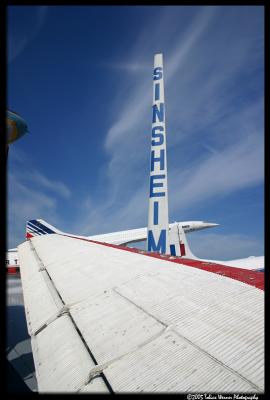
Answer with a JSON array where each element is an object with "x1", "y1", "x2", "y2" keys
[
  {"x1": 61, "y1": 234, "x2": 264, "y2": 291},
  {"x1": 6, "y1": 266, "x2": 20, "y2": 275}
]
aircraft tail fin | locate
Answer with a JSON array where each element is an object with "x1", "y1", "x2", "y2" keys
[
  {"x1": 169, "y1": 223, "x2": 197, "y2": 259},
  {"x1": 26, "y1": 219, "x2": 63, "y2": 239}
]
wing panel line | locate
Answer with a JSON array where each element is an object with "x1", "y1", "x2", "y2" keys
[{"x1": 28, "y1": 238, "x2": 114, "y2": 393}]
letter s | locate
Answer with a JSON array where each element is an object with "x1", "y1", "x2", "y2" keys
[{"x1": 153, "y1": 67, "x2": 163, "y2": 80}]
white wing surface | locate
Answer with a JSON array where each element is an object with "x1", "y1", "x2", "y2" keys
[
  {"x1": 209, "y1": 256, "x2": 264, "y2": 270},
  {"x1": 18, "y1": 234, "x2": 264, "y2": 393}
]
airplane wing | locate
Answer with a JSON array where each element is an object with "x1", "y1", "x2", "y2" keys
[
  {"x1": 18, "y1": 234, "x2": 264, "y2": 393},
  {"x1": 209, "y1": 256, "x2": 264, "y2": 271}
]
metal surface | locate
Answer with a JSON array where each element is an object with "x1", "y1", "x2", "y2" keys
[
  {"x1": 18, "y1": 234, "x2": 264, "y2": 393},
  {"x1": 31, "y1": 315, "x2": 98, "y2": 392}
]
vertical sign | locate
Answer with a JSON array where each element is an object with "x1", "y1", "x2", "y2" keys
[{"x1": 147, "y1": 53, "x2": 170, "y2": 254}]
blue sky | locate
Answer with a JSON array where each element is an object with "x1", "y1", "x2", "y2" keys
[{"x1": 7, "y1": 5, "x2": 264, "y2": 260}]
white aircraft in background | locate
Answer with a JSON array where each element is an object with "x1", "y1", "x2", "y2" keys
[
  {"x1": 15, "y1": 218, "x2": 263, "y2": 271},
  {"x1": 24, "y1": 219, "x2": 218, "y2": 244},
  {"x1": 166, "y1": 221, "x2": 264, "y2": 271},
  {"x1": 6, "y1": 248, "x2": 20, "y2": 275},
  {"x1": 6, "y1": 219, "x2": 218, "y2": 273},
  {"x1": 6, "y1": 218, "x2": 263, "y2": 273},
  {"x1": 13, "y1": 53, "x2": 264, "y2": 393}
]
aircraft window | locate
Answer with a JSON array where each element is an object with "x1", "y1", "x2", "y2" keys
[
  {"x1": 6, "y1": 260, "x2": 9, "y2": 265},
  {"x1": 15, "y1": 259, "x2": 18, "y2": 264},
  {"x1": 182, "y1": 225, "x2": 190, "y2": 228}
]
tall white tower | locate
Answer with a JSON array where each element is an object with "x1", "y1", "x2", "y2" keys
[{"x1": 147, "y1": 53, "x2": 170, "y2": 254}]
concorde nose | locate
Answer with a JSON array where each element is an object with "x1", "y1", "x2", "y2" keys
[
  {"x1": 203, "y1": 222, "x2": 220, "y2": 228},
  {"x1": 190, "y1": 222, "x2": 220, "y2": 231}
]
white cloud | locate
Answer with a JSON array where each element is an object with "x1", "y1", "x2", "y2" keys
[
  {"x1": 21, "y1": 171, "x2": 71, "y2": 199},
  {"x1": 169, "y1": 131, "x2": 263, "y2": 214},
  {"x1": 105, "y1": 62, "x2": 149, "y2": 72},
  {"x1": 9, "y1": 148, "x2": 71, "y2": 199},
  {"x1": 7, "y1": 149, "x2": 71, "y2": 247},
  {"x1": 104, "y1": 7, "x2": 217, "y2": 152},
  {"x1": 7, "y1": 174, "x2": 59, "y2": 248}
]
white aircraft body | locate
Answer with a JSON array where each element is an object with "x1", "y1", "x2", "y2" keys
[
  {"x1": 7, "y1": 218, "x2": 263, "y2": 274},
  {"x1": 6, "y1": 248, "x2": 20, "y2": 275},
  {"x1": 6, "y1": 218, "x2": 263, "y2": 273},
  {"x1": 6, "y1": 219, "x2": 218, "y2": 272},
  {"x1": 25, "y1": 219, "x2": 218, "y2": 244},
  {"x1": 165, "y1": 222, "x2": 264, "y2": 271},
  {"x1": 6, "y1": 248, "x2": 19, "y2": 266},
  {"x1": 12, "y1": 53, "x2": 264, "y2": 393}
]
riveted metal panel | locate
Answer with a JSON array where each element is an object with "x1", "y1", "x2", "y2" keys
[
  {"x1": 103, "y1": 330, "x2": 258, "y2": 392},
  {"x1": 18, "y1": 241, "x2": 63, "y2": 335},
  {"x1": 31, "y1": 315, "x2": 96, "y2": 392},
  {"x1": 70, "y1": 289, "x2": 164, "y2": 365},
  {"x1": 18, "y1": 235, "x2": 264, "y2": 393}
]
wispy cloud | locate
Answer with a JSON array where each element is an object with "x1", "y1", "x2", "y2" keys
[
  {"x1": 20, "y1": 171, "x2": 71, "y2": 199},
  {"x1": 104, "y1": 7, "x2": 217, "y2": 152},
  {"x1": 9, "y1": 148, "x2": 71, "y2": 199},
  {"x1": 7, "y1": 149, "x2": 71, "y2": 247},
  {"x1": 169, "y1": 131, "x2": 263, "y2": 215},
  {"x1": 8, "y1": 6, "x2": 48, "y2": 63},
  {"x1": 105, "y1": 62, "x2": 149, "y2": 72},
  {"x1": 82, "y1": 6, "x2": 263, "y2": 235},
  {"x1": 7, "y1": 174, "x2": 59, "y2": 247}
]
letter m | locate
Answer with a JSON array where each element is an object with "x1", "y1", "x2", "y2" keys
[{"x1": 147, "y1": 229, "x2": 166, "y2": 254}]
